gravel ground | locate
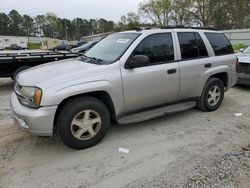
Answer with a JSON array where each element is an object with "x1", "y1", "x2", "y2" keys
[{"x1": 0, "y1": 78, "x2": 250, "y2": 188}]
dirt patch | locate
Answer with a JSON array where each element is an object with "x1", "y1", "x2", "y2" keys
[{"x1": 0, "y1": 79, "x2": 250, "y2": 188}]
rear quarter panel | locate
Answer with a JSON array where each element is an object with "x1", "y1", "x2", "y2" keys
[{"x1": 174, "y1": 30, "x2": 237, "y2": 100}]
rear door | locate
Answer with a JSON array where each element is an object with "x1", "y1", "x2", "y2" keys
[
  {"x1": 175, "y1": 31, "x2": 212, "y2": 100},
  {"x1": 121, "y1": 33, "x2": 180, "y2": 112},
  {"x1": 204, "y1": 32, "x2": 237, "y2": 86}
]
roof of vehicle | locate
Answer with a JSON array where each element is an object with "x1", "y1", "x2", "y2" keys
[{"x1": 120, "y1": 27, "x2": 220, "y2": 35}]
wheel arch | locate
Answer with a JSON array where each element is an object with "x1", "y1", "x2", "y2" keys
[
  {"x1": 208, "y1": 72, "x2": 228, "y2": 89},
  {"x1": 53, "y1": 91, "x2": 116, "y2": 134}
]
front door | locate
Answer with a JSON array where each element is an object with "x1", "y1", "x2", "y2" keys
[{"x1": 121, "y1": 33, "x2": 180, "y2": 112}]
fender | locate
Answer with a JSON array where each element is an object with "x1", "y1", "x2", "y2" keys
[
  {"x1": 200, "y1": 65, "x2": 230, "y2": 94},
  {"x1": 41, "y1": 80, "x2": 124, "y2": 116}
]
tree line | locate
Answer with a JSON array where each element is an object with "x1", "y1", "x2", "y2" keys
[
  {"x1": 0, "y1": 10, "x2": 115, "y2": 41},
  {"x1": 120, "y1": 0, "x2": 250, "y2": 30},
  {"x1": 0, "y1": 0, "x2": 249, "y2": 41}
]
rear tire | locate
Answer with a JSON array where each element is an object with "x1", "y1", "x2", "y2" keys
[
  {"x1": 197, "y1": 78, "x2": 224, "y2": 112},
  {"x1": 57, "y1": 96, "x2": 110, "y2": 150}
]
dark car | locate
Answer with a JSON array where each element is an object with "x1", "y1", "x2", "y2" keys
[
  {"x1": 68, "y1": 42, "x2": 87, "y2": 50},
  {"x1": 9, "y1": 44, "x2": 22, "y2": 50},
  {"x1": 70, "y1": 41, "x2": 98, "y2": 53},
  {"x1": 237, "y1": 46, "x2": 250, "y2": 85},
  {"x1": 50, "y1": 44, "x2": 71, "y2": 51}
]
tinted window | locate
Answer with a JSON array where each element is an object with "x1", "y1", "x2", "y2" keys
[
  {"x1": 205, "y1": 33, "x2": 234, "y2": 56},
  {"x1": 133, "y1": 33, "x2": 174, "y2": 64},
  {"x1": 178, "y1": 32, "x2": 208, "y2": 60},
  {"x1": 195, "y1": 33, "x2": 208, "y2": 57}
]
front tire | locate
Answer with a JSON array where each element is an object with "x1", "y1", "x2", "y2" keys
[
  {"x1": 197, "y1": 78, "x2": 224, "y2": 112},
  {"x1": 57, "y1": 97, "x2": 110, "y2": 149}
]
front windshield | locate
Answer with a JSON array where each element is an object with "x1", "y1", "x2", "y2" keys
[
  {"x1": 85, "y1": 33, "x2": 140, "y2": 63},
  {"x1": 243, "y1": 46, "x2": 250, "y2": 54}
]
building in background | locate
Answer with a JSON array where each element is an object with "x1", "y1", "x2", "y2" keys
[
  {"x1": 40, "y1": 38, "x2": 77, "y2": 50},
  {"x1": 0, "y1": 35, "x2": 78, "y2": 50},
  {"x1": 0, "y1": 36, "x2": 28, "y2": 49},
  {"x1": 223, "y1": 29, "x2": 250, "y2": 45}
]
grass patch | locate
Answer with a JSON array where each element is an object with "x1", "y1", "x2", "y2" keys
[
  {"x1": 232, "y1": 43, "x2": 248, "y2": 52},
  {"x1": 27, "y1": 43, "x2": 41, "y2": 49}
]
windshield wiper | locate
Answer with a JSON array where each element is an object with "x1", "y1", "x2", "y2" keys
[
  {"x1": 89, "y1": 57, "x2": 103, "y2": 63},
  {"x1": 80, "y1": 55, "x2": 104, "y2": 65}
]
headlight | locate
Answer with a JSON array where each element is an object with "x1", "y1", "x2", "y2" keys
[{"x1": 15, "y1": 85, "x2": 42, "y2": 108}]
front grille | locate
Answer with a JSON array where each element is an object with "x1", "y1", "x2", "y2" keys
[{"x1": 238, "y1": 62, "x2": 250, "y2": 74}]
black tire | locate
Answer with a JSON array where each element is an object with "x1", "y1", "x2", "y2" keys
[
  {"x1": 197, "y1": 78, "x2": 224, "y2": 112},
  {"x1": 12, "y1": 66, "x2": 30, "y2": 81},
  {"x1": 57, "y1": 96, "x2": 110, "y2": 149}
]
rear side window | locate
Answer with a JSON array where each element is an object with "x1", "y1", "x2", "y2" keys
[
  {"x1": 133, "y1": 33, "x2": 174, "y2": 64},
  {"x1": 177, "y1": 32, "x2": 208, "y2": 60},
  {"x1": 204, "y1": 33, "x2": 234, "y2": 56}
]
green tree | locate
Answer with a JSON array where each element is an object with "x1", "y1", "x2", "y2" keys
[
  {"x1": 72, "y1": 18, "x2": 88, "y2": 39},
  {"x1": 8, "y1": 9, "x2": 25, "y2": 35},
  {"x1": 186, "y1": 0, "x2": 218, "y2": 27},
  {"x1": 57, "y1": 18, "x2": 73, "y2": 40},
  {"x1": 89, "y1": 19, "x2": 98, "y2": 35},
  {"x1": 97, "y1": 19, "x2": 114, "y2": 33},
  {"x1": 171, "y1": 0, "x2": 192, "y2": 26},
  {"x1": 117, "y1": 15, "x2": 128, "y2": 31},
  {"x1": 127, "y1": 12, "x2": 140, "y2": 29},
  {"x1": 22, "y1": 14, "x2": 35, "y2": 37},
  {"x1": 0, "y1": 13, "x2": 10, "y2": 35},
  {"x1": 34, "y1": 15, "x2": 46, "y2": 37},
  {"x1": 45, "y1": 12, "x2": 59, "y2": 38},
  {"x1": 211, "y1": 0, "x2": 250, "y2": 29},
  {"x1": 139, "y1": 0, "x2": 172, "y2": 26}
]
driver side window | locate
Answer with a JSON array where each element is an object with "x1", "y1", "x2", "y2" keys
[{"x1": 133, "y1": 33, "x2": 174, "y2": 64}]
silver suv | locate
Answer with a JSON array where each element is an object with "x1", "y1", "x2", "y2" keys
[{"x1": 11, "y1": 28, "x2": 237, "y2": 149}]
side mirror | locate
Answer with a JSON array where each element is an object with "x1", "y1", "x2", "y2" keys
[
  {"x1": 239, "y1": 48, "x2": 244, "y2": 53},
  {"x1": 127, "y1": 55, "x2": 149, "y2": 68}
]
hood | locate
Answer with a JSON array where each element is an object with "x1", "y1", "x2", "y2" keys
[
  {"x1": 16, "y1": 58, "x2": 105, "y2": 88},
  {"x1": 237, "y1": 53, "x2": 250, "y2": 63}
]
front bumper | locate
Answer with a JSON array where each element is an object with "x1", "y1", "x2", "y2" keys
[
  {"x1": 237, "y1": 73, "x2": 250, "y2": 86},
  {"x1": 10, "y1": 92, "x2": 57, "y2": 136}
]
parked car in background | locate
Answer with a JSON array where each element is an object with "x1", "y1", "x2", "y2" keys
[
  {"x1": 50, "y1": 44, "x2": 70, "y2": 51},
  {"x1": 70, "y1": 41, "x2": 98, "y2": 53},
  {"x1": 69, "y1": 42, "x2": 87, "y2": 50},
  {"x1": 237, "y1": 46, "x2": 250, "y2": 85},
  {"x1": 11, "y1": 28, "x2": 237, "y2": 149},
  {"x1": 9, "y1": 44, "x2": 22, "y2": 50}
]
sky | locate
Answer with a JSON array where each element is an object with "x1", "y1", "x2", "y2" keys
[{"x1": 1, "y1": 0, "x2": 143, "y2": 21}]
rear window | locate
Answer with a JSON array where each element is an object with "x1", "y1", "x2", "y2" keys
[
  {"x1": 177, "y1": 32, "x2": 208, "y2": 60},
  {"x1": 204, "y1": 33, "x2": 234, "y2": 56}
]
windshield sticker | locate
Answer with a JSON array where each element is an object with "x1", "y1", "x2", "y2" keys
[{"x1": 116, "y1": 39, "x2": 130, "y2": 44}]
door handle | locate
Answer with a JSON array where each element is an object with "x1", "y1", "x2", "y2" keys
[
  {"x1": 204, "y1": 63, "x2": 212, "y2": 68},
  {"x1": 167, "y1": 69, "x2": 176, "y2": 74}
]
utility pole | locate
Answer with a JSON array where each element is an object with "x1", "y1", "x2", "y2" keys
[{"x1": 65, "y1": 20, "x2": 68, "y2": 41}]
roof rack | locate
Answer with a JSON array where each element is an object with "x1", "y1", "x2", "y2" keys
[
  {"x1": 160, "y1": 25, "x2": 218, "y2": 31},
  {"x1": 136, "y1": 27, "x2": 153, "y2": 31}
]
